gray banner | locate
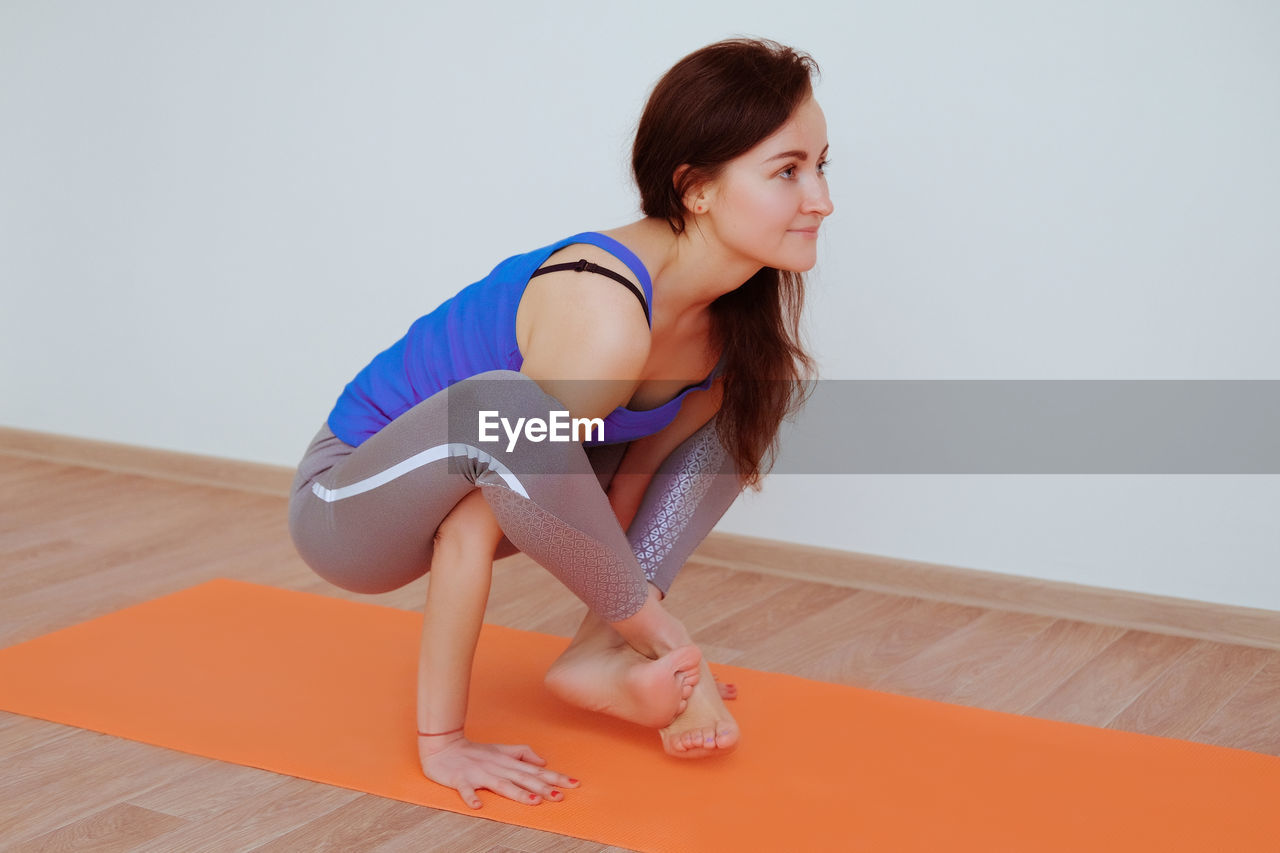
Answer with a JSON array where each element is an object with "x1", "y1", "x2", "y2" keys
[
  {"x1": 774, "y1": 381, "x2": 1280, "y2": 474},
  {"x1": 444, "y1": 378, "x2": 1280, "y2": 474}
]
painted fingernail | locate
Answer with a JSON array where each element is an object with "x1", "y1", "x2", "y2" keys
[
  {"x1": 568, "y1": 778, "x2": 579, "y2": 784},
  {"x1": 551, "y1": 790, "x2": 562, "y2": 798},
  {"x1": 529, "y1": 794, "x2": 538, "y2": 801}
]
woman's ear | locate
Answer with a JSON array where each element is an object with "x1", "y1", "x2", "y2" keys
[{"x1": 675, "y1": 164, "x2": 712, "y2": 215}]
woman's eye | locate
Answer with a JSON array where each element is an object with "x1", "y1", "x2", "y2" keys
[{"x1": 779, "y1": 160, "x2": 830, "y2": 180}]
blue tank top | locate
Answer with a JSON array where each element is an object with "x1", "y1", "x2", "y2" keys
[{"x1": 327, "y1": 231, "x2": 717, "y2": 447}]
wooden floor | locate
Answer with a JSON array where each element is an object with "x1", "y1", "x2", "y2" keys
[{"x1": 2, "y1": 454, "x2": 1278, "y2": 852}]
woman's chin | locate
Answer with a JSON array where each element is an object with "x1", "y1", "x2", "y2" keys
[{"x1": 776, "y1": 254, "x2": 819, "y2": 273}]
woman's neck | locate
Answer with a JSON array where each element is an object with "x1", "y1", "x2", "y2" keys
[{"x1": 602, "y1": 217, "x2": 760, "y2": 325}]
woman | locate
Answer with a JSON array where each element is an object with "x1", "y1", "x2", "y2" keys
[{"x1": 289, "y1": 37, "x2": 833, "y2": 810}]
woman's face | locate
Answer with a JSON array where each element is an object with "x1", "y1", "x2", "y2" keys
[{"x1": 696, "y1": 96, "x2": 834, "y2": 272}]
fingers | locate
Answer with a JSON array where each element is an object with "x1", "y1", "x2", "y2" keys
[
  {"x1": 490, "y1": 775, "x2": 550, "y2": 805},
  {"x1": 477, "y1": 768, "x2": 572, "y2": 807},
  {"x1": 493, "y1": 751, "x2": 580, "y2": 792},
  {"x1": 531, "y1": 766, "x2": 581, "y2": 792},
  {"x1": 454, "y1": 775, "x2": 559, "y2": 809},
  {"x1": 431, "y1": 742, "x2": 581, "y2": 810},
  {"x1": 506, "y1": 766, "x2": 568, "y2": 802},
  {"x1": 458, "y1": 784, "x2": 482, "y2": 810},
  {"x1": 494, "y1": 743, "x2": 546, "y2": 765}
]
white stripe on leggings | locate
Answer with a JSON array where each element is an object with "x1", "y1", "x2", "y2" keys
[{"x1": 310, "y1": 443, "x2": 529, "y2": 502}]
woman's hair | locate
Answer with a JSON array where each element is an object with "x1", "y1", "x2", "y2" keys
[{"x1": 632, "y1": 37, "x2": 820, "y2": 489}]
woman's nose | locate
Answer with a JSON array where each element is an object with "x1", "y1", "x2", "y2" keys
[{"x1": 805, "y1": 181, "x2": 834, "y2": 217}]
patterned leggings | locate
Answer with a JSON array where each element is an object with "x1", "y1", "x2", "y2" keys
[{"x1": 287, "y1": 370, "x2": 742, "y2": 622}]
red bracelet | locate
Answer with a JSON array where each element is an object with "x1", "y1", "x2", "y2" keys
[{"x1": 417, "y1": 725, "x2": 465, "y2": 737}]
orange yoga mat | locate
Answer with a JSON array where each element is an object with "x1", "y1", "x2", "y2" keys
[{"x1": 1, "y1": 579, "x2": 1277, "y2": 851}]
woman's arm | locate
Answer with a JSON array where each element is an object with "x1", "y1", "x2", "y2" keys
[
  {"x1": 515, "y1": 266, "x2": 700, "y2": 658},
  {"x1": 417, "y1": 490, "x2": 579, "y2": 809},
  {"x1": 516, "y1": 257, "x2": 651, "y2": 420}
]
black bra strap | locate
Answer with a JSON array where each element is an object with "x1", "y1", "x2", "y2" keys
[{"x1": 529, "y1": 259, "x2": 651, "y2": 325}]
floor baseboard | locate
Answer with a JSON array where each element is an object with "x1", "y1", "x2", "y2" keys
[
  {"x1": 0, "y1": 426, "x2": 293, "y2": 497},
  {"x1": 4, "y1": 425, "x2": 1277, "y2": 650},
  {"x1": 690, "y1": 534, "x2": 1280, "y2": 651}
]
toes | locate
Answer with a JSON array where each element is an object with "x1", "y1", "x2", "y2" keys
[
  {"x1": 676, "y1": 725, "x2": 727, "y2": 753},
  {"x1": 664, "y1": 721, "x2": 736, "y2": 757},
  {"x1": 669, "y1": 645, "x2": 702, "y2": 678}
]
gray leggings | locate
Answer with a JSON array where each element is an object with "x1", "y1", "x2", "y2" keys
[{"x1": 288, "y1": 370, "x2": 741, "y2": 622}]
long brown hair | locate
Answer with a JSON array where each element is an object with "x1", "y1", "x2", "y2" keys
[{"x1": 632, "y1": 38, "x2": 819, "y2": 489}]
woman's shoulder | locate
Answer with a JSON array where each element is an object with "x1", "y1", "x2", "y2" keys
[
  {"x1": 517, "y1": 269, "x2": 650, "y2": 351},
  {"x1": 533, "y1": 235, "x2": 649, "y2": 296},
  {"x1": 514, "y1": 236, "x2": 651, "y2": 384},
  {"x1": 518, "y1": 230, "x2": 652, "y2": 334}
]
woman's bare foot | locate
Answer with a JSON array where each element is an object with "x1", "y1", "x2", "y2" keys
[
  {"x1": 546, "y1": 597, "x2": 735, "y2": 736},
  {"x1": 660, "y1": 658, "x2": 739, "y2": 758},
  {"x1": 545, "y1": 643, "x2": 701, "y2": 728}
]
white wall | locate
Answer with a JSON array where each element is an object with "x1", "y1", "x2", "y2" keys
[{"x1": 3, "y1": 1, "x2": 1277, "y2": 610}]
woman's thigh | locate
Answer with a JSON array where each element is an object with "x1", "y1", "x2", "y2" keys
[
  {"x1": 288, "y1": 394, "x2": 480, "y2": 594},
  {"x1": 288, "y1": 373, "x2": 635, "y2": 596}
]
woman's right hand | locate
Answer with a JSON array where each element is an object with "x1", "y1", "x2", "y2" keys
[
  {"x1": 420, "y1": 735, "x2": 580, "y2": 809},
  {"x1": 610, "y1": 586, "x2": 695, "y2": 660}
]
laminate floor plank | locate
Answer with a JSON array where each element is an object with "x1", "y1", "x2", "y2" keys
[
  {"x1": 364, "y1": 807, "x2": 629, "y2": 853},
  {"x1": 1026, "y1": 630, "x2": 1200, "y2": 727},
  {"x1": 128, "y1": 759, "x2": 302, "y2": 822},
  {"x1": 1194, "y1": 655, "x2": 1280, "y2": 755},
  {"x1": 0, "y1": 732, "x2": 209, "y2": 846},
  {"x1": 768, "y1": 594, "x2": 986, "y2": 686},
  {"x1": 251, "y1": 794, "x2": 440, "y2": 852},
  {"x1": 715, "y1": 587, "x2": 905, "y2": 677},
  {"x1": 664, "y1": 561, "x2": 823, "y2": 638},
  {"x1": 0, "y1": 714, "x2": 77, "y2": 756},
  {"x1": 686, "y1": 566, "x2": 859, "y2": 650},
  {"x1": 944, "y1": 618, "x2": 1128, "y2": 714},
  {"x1": 1109, "y1": 640, "x2": 1273, "y2": 742},
  {"x1": 129, "y1": 777, "x2": 362, "y2": 853},
  {"x1": 8, "y1": 802, "x2": 188, "y2": 853},
  {"x1": 869, "y1": 608, "x2": 1056, "y2": 700}
]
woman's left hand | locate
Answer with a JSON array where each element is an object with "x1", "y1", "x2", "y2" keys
[{"x1": 420, "y1": 735, "x2": 580, "y2": 809}]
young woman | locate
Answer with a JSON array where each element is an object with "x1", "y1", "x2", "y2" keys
[{"x1": 288, "y1": 37, "x2": 833, "y2": 810}]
